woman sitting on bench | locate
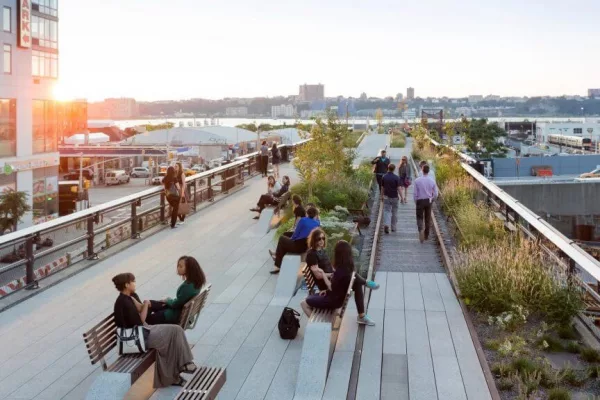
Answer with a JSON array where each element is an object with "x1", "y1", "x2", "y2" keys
[
  {"x1": 250, "y1": 175, "x2": 290, "y2": 219},
  {"x1": 269, "y1": 206, "x2": 319, "y2": 274},
  {"x1": 300, "y1": 240, "x2": 380, "y2": 326},
  {"x1": 146, "y1": 256, "x2": 206, "y2": 325},
  {"x1": 282, "y1": 195, "x2": 307, "y2": 238},
  {"x1": 112, "y1": 273, "x2": 197, "y2": 387}
]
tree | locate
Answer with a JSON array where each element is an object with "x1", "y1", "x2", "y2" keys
[
  {"x1": 0, "y1": 190, "x2": 31, "y2": 233},
  {"x1": 294, "y1": 113, "x2": 354, "y2": 198},
  {"x1": 463, "y1": 118, "x2": 507, "y2": 158}
]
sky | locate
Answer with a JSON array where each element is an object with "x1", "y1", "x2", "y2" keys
[{"x1": 56, "y1": 0, "x2": 600, "y2": 102}]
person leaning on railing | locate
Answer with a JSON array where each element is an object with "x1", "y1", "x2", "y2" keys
[
  {"x1": 300, "y1": 239, "x2": 380, "y2": 326},
  {"x1": 249, "y1": 176, "x2": 290, "y2": 219}
]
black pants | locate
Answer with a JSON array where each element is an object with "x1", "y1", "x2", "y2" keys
[
  {"x1": 275, "y1": 236, "x2": 307, "y2": 268},
  {"x1": 167, "y1": 195, "x2": 180, "y2": 228},
  {"x1": 146, "y1": 300, "x2": 169, "y2": 325},
  {"x1": 282, "y1": 231, "x2": 293, "y2": 238},
  {"x1": 261, "y1": 155, "x2": 269, "y2": 176},
  {"x1": 313, "y1": 272, "x2": 367, "y2": 314},
  {"x1": 416, "y1": 199, "x2": 432, "y2": 238},
  {"x1": 257, "y1": 194, "x2": 276, "y2": 211},
  {"x1": 375, "y1": 173, "x2": 384, "y2": 189}
]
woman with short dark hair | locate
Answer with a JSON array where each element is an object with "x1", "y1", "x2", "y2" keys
[
  {"x1": 300, "y1": 240, "x2": 380, "y2": 326},
  {"x1": 146, "y1": 256, "x2": 206, "y2": 325},
  {"x1": 112, "y1": 272, "x2": 196, "y2": 387}
]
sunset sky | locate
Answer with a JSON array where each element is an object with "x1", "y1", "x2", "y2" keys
[{"x1": 57, "y1": 0, "x2": 600, "y2": 101}]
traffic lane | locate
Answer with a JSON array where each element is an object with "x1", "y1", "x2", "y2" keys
[{"x1": 88, "y1": 178, "x2": 153, "y2": 206}]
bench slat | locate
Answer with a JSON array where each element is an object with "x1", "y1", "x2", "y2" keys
[
  {"x1": 175, "y1": 367, "x2": 226, "y2": 400},
  {"x1": 84, "y1": 320, "x2": 116, "y2": 350}
]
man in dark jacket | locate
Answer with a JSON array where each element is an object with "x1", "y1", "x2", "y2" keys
[{"x1": 371, "y1": 149, "x2": 390, "y2": 194}]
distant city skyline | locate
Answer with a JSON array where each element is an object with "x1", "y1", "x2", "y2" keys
[{"x1": 56, "y1": 0, "x2": 600, "y2": 101}]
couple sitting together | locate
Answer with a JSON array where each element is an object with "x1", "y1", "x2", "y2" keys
[
  {"x1": 112, "y1": 256, "x2": 206, "y2": 387},
  {"x1": 250, "y1": 175, "x2": 290, "y2": 219}
]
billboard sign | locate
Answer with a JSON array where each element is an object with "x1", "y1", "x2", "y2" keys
[{"x1": 18, "y1": 0, "x2": 32, "y2": 48}]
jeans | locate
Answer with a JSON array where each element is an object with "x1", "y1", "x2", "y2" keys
[
  {"x1": 383, "y1": 196, "x2": 399, "y2": 229},
  {"x1": 416, "y1": 198, "x2": 432, "y2": 238}
]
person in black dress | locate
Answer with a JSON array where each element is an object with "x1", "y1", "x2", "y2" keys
[
  {"x1": 300, "y1": 240, "x2": 380, "y2": 326},
  {"x1": 112, "y1": 273, "x2": 196, "y2": 387}
]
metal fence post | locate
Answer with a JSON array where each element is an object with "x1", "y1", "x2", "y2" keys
[
  {"x1": 131, "y1": 201, "x2": 140, "y2": 239},
  {"x1": 208, "y1": 176, "x2": 214, "y2": 202},
  {"x1": 192, "y1": 181, "x2": 197, "y2": 212},
  {"x1": 160, "y1": 192, "x2": 166, "y2": 223},
  {"x1": 87, "y1": 216, "x2": 98, "y2": 259},
  {"x1": 25, "y1": 237, "x2": 35, "y2": 287}
]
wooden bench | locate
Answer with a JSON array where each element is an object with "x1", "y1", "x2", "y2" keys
[
  {"x1": 174, "y1": 366, "x2": 227, "y2": 400},
  {"x1": 294, "y1": 272, "x2": 356, "y2": 400},
  {"x1": 82, "y1": 285, "x2": 211, "y2": 392},
  {"x1": 302, "y1": 263, "x2": 317, "y2": 295}
]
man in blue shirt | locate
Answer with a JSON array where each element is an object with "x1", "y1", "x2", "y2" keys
[
  {"x1": 269, "y1": 206, "x2": 320, "y2": 274},
  {"x1": 381, "y1": 163, "x2": 402, "y2": 234}
]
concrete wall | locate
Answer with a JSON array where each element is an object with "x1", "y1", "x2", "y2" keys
[
  {"x1": 493, "y1": 154, "x2": 600, "y2": 177},
  {"x1": 497, "y1": 181, "x2": 600, "y2": 217}
]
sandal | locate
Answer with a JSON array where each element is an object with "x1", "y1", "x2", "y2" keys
[
  {"x1": 172, "y1": 377, "x2": 187, "y2": 387},
  {"x1": 180, "y1": 362, "x2": 197, "y2": 374}
]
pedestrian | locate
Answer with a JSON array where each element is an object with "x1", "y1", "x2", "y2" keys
[
  {"x1": 381, "y1": 163, "x2": 402, "y2": 234},
  {"x1": 260, "y1": 141, "x2": 269, "y2": 177},
  {"x1": 397, "y1": 156, "x2": 412, "y2": 203},
  {"x1": 271, "y1": 142, "x2": 281, "y2": 179},
  {"x1": 162, "y1": 166, "x2": 181, "y2": 229},
  {"x1": 175, "y1": 162, "x2": 187, "y2": 225},
  {"x1": 371, "y1": 149, "x2": 390, "y2": 196},
  {"x1": 413, "y1": 164, "x2": 438, "y2": 243}
]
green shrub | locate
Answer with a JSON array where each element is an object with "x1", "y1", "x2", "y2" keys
[
  {"x1": 440, "y1": 177, "x2": 479, "y2": 217},
  {"x1": 485, "y1": 339, "x2": 501, "y2": 351},
  {"x1": 390, "y1": 132, "x2": 406, "y2": 148},
  {"x1": 557, "y1": 325, "x2": 578, "y2": 340},
  {"x1": 291, "y1": 177, "x2": 369, "y2": 211},
  {"x1": 565, "y1": 341, "x2": 581, "y2": 354},
  {"x1": 512, "y1": 357, "x2": 539, "y2": 374},
  {"x1": 491, "y1": 362, "x2": 514, "y2": 377},
  {"x1": 580, "y1": 347, "x2": 600, "y2": 363},
  {"x1": 536, "y1": 335, "x2": 564, "y2": 352},
  {"x1": 497, "y1": 377, "x2": 514, "y2": 391},
  {"x1": 454, "y1": 203, "x2": 506, "y2": 249},
  {"x1": 456, "y1": 239, "x2": 555, "y2": 315},
  {"x1": 435, "y1": 156, "x2": 465, "y2": 190},
  {"x1": 542, "y1": 286, "x2": 584, "y2": 326},
  {"x1": 341, "y1": 131, "x2": 364, "y2": 148},
  {"x1": 561, "y1": 366, "x2": 585, "y2": 387},
  {"x1": 587, "y1": 365, "x2": 600, "y2": 379},
  {"x1": 547, "y1": 388, "x2": 571, "y2": 400}
]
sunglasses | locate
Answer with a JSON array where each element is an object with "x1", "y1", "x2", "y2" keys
[{"x1": 318, "y1": 237, "x2": 325, "y2": 241}]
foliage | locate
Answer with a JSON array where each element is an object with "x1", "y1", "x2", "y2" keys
[
  {"x1": 434, "y1": 154, "x2": 465, "y2": 190},
  {"x1": 497, "y1": 377, "x2": 514, "y2": 391},
  {"x1": 390, "y1": 132, "x2": 406, "y2": 148},
  {"x1": 560, "y1": 365, "x2": 586, "y2": 387},
  {"x1": 455, "y1": 238, "x2": 579, "y2": 316},
  {"x1": 580, "y1": 347, "x2": 600, "y2": 363},
  {"x1": 462, "y1": 118, "x2": 507, "y2": 158},
  {"x1": 512, "y1": 357, "x2": 540, "y2": 375},
  {"x1": 492, "y1": 362, "x2": 515, "y2": 378},
  {"x1": 565, "y1": 341, "x2": 581, "y2": 354},
  {"x1": 341, "y1": 130, "x2": 364, "y2": 148},
  {"x1": 290, "y1": 175, "x2": 369, "y2": 212},
  {"x1": 543, "y1": 285, "x2": 584, "y2": 326},
  {"x1": 547, "y1": 388, "x2": 571, "y2": 400},
  {"x1": 587, "y1": 365, "x2": 600, "y2": 379},
  {"x1": 557, "y1": 325, "x2": 578, "y2": 340},
  {"x1": 488, "y1": 307, "x2": 529, "y2": 332},
  {"x1": 453, "y1": 202, "x2": 506, "y2": 249},
  {"x1": 514, "y1": 370, "x2": 542, "y2": 398},
  {"x1": 145, "y1": 122, "x2": 175, "y2": 131},
  {"x1": 0, "y1": 190, "x2": 31, "y2": 232},
  {"x1": 439, "y1": 177, "x2": 479, "y2": 217},
  {"x1": 535, "y1": 335, "x2": 564, "y2": 352},
  {"x1": 375, "y1": 109, "x2": 384, "y2": 127},
  {"x1": 293, "y1": 114, "x2": 355, "y2": 198},
  {"x1": 497, "y1": 335, "x2": 528, "y2": 357}
]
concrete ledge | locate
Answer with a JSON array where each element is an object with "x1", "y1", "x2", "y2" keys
[
  {"x1": 270, "y1": 255, "x2": 305, "y2": 307},
  {"x1": 294, "y1": 320, "x2": 333, "y2": 400},
  {"x1": 257, "y1": 207, "x2": 276, "y2": 234},
  {"x1": 85, "y1": 372, "x2": 131, "y2": 400}
]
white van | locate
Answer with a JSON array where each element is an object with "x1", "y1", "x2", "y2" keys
[{"x1": 105, "y1": 170, "x2": 130, "y2": 185}]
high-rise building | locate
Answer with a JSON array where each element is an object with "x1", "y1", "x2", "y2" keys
[
  {"x1": 407, "y1": 87, "x2": 415, "y2": 100},
  {"x1": 588, "y1": 89, "x2": 600, "y2": 98},
  {"x1": 271, "y1": 104, "x2": 295, "y2": 118},
  {"x1": 1, "y1": 0, "x2": 86, "y2": 228},
  {"x1": 299, "y1": 84, "x2": 324, "y2": 102}
]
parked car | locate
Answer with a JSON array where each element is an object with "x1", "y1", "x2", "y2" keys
[
  {"x1": 151, "y1": 172, "x2": 166, "y2": 185},
  {"x1": 63, "y1": 168, "x2": 93, "y2": 181},
  {"x1": 580, "y1": 168, "x2": 600, "y2": 179},
  {"x1": 105, "y1": 170, "x2": 130, "y2": 185},
  {"x1": 130, "y1": 167, "x2": 150, "y2": 178}
]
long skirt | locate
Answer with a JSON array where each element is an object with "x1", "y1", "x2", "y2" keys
[{"x1": 145, "y1": 324, "x2": 194, "y2": 388}]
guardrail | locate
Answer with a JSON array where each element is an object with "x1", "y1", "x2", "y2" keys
[
  {"x1": 0, "y1": 141, "x2": 307, "y2": 297},
  {"x1": 422, "y1": 138, "x2": 600, "y2": 326}
]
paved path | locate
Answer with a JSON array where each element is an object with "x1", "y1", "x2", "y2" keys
[{"x1": 355, "y1": 136, "x2": 492, "y2": 400}]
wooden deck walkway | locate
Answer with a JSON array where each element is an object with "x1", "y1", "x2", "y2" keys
[{"x1": 0, "y1": 134, "x2": 492, "y2": 400}]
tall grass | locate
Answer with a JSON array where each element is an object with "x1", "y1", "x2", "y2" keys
[
  {"x1": 440, "y1": 177, "x2": 480, "y2": 217},
  {"x1": 454, "y1": 202, "x2": 506, "y2": 249},
  {"x1": 390, "y1": 132, "x2": 406, "y2": 148},
  {"x1": 435, "y1": 156, "x2": 465, "y2": 190}
]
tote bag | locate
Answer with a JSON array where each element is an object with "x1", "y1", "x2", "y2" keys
[
  {"x1": 179, "y1": 197, "x2": 190, "y2": 215},
  {"x1": 117, "y1": 326, "x2": 147, "y2": 355}
]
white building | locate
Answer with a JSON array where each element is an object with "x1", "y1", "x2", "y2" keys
[
  {"x1": 0, "y1": 0, "x2": 62, "y2": 227},
  {"x1": 536, "y1": 121, "x2": 600, "y2": 144},
  {"x1": 271, "y1": 104, "x2": 295, "y2": 118},
  {"x1": 468, "y1": 95, "x2": 484, "y2": 103},
  {"x1": 225, "y1": 106, "x2": 248, "y2": 117}
]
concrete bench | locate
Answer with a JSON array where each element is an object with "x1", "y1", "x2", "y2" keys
[
  {"x1": 293, "y1": 272, "x2": 356, "y2": 400},
  {"x1": 270, "y1": 252, "x2": 307, "y2": 306},
  {"x1": 82, "y1": 285, "x2": 211, "y2": 397},
  {"x1": 174, "y1": 366, "x2": 226, "y2": 400},
  {"x1": 255, "y1": 191, "x2": 292, "y2": 234}
]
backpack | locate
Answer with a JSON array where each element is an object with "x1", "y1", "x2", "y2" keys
[{"x1": 278, "y1": 307, "x2": 300, "y2": 340}]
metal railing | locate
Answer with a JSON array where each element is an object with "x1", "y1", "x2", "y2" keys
[
  {"x1": 0, "y1": 141, "x2": 307, "y2": 297},
  {"x1": 422, "y1": 138, "x2": 600, "y2": 324}
]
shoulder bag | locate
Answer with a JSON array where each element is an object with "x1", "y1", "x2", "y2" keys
[
  {"x1": 117, "y1": 326, "x2": 147, "y2": 355},
  {"x1": 278, "y1": 307, "x2": 300, "y2": 340},
  {"x1": 179, "y1": 197, "x2": 190, "y2": 215},
  {"x1": 165, "y1": 181, "x2": 180, "y2": 200}
]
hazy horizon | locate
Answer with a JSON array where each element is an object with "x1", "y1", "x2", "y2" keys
[{"x1": 57, "y1": 0, "x2": 600, "y2": 102}]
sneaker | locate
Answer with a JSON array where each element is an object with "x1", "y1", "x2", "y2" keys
[
  {"x1": 357, "y1": 315, "x2": 376, "y2": 326},
  {"x1": 384, "y1": 226, "x2": 389, "y2": 234},
  {"x1": 178, "y1": 221, "x2": 185, "y2": 226},
  {"x1": 419, "y1": 230, "x2": 425, "y2": 243},
  {"x1": 366, "y1": 281, "x2": 380, "y2": 290}
]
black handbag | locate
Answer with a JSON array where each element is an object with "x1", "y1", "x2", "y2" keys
[{"x1": 278, "y1": 307, "x2": 300, "y2": 340}]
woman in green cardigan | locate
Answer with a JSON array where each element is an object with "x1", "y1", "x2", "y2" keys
[{"x1": 147, "y1": 256, "x2": 206, "y2": 325}]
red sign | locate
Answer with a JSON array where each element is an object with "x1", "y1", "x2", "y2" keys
[{"x1": 18, "y1": 0, "x2": 32, "y2": 49}]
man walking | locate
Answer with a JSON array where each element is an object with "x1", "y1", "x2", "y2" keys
[
  {"x1": 413, "y1": 164, "x2": 438, "y2": 243},
  {"x1": 381, "y1": 163, "x2": 402, "y2": 234},
  {"x1": 371, "y1": 149, "x2": 390, "y2": 195}
]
